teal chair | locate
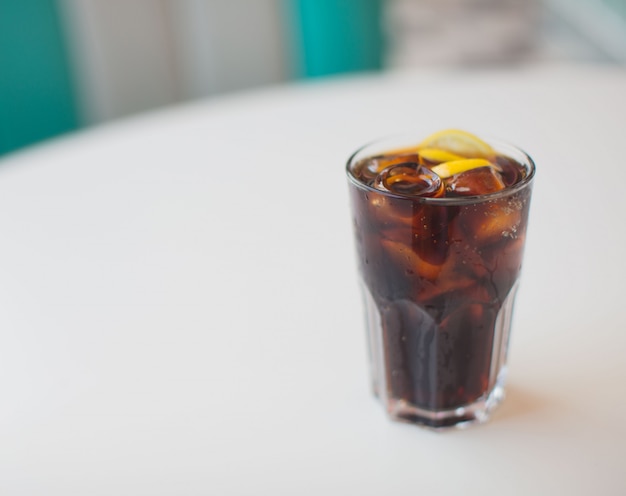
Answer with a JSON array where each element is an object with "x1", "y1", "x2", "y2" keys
[
  {"x1": 0, "y1": 0, "x2": 79, "y2": 156},
  {"x1": 285, "y1": 0, "x2": 384, "y2": 78}
]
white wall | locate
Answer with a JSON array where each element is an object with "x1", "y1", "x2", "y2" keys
[
  {"x1": 544, "y1": 0, "x2": 626, "y2": 63},
  {"x1": 60, "y1": 0, "x2": 287, "y2": 124},
  {"x1": 59, "y1": 0, "x2": 626, "y2": 125}
]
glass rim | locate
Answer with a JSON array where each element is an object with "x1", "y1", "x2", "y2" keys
[{"x1": 346, "y1": 135, "x2": 536, "y2": 205}]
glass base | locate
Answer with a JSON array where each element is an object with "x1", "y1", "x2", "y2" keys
[
  {"x1": 360, "y1": 282, "x2": 516, "y2": 430},
  {"x1": 382, "y1": 371, "x2": 507, "y2": 430}
]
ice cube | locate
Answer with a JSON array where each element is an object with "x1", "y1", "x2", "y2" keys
[
  {"x1": 359, "y1": 153, "x2": 421, "y2": 184},
  {"x1": 445, "y1": 167, "x2": 505, "y2": 197},
  {"x1": 368, "y1": 192, "x2": 414, "y2": 228},
  {"x1": 374, "y1": 163, "x2": 443, "y2": 198},
  {"x1": 410, "y1": 203, "x2": 450, "y2": 265},
  {"x1": 479, "y1": 235, "x2": 527, "y2": 299},
  {"x1": 381, "y1": 238, "x2": 443, "y2": 281},
  {"x1": 458, "y1": 198, "x2": 524, "y2": 245}
]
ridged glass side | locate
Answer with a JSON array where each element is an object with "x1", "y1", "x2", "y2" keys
[{"x1": 360, "y1": 280, "x2": 519, "y2": 430}]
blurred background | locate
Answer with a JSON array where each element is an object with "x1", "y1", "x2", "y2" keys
[{"x1": 1, "y1": 0, "x2": 625, "y2": 156}]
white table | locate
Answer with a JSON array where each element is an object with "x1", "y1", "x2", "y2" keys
[{"x1": 0, "y1": 64, "x2": 625, "y2": 495}]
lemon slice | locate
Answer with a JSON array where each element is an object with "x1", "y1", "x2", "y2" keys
[
  {"x1": 418, "y1": 148, "x2": 464, "y2": 163},
  {"x1": 418, "y1": 129, "x2": 494, "y2": 158},
  {"x1": 431, "y1": 158, "x2": 496, "y2": 179}
]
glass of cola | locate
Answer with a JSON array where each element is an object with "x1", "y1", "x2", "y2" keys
[{"x1": 346, "y1": 130, "x2": 535, "y2": 429}]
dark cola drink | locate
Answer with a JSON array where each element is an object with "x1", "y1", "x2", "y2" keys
[{"x1": 346, "y1": 130, "x2": 535, "y2": 429}]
